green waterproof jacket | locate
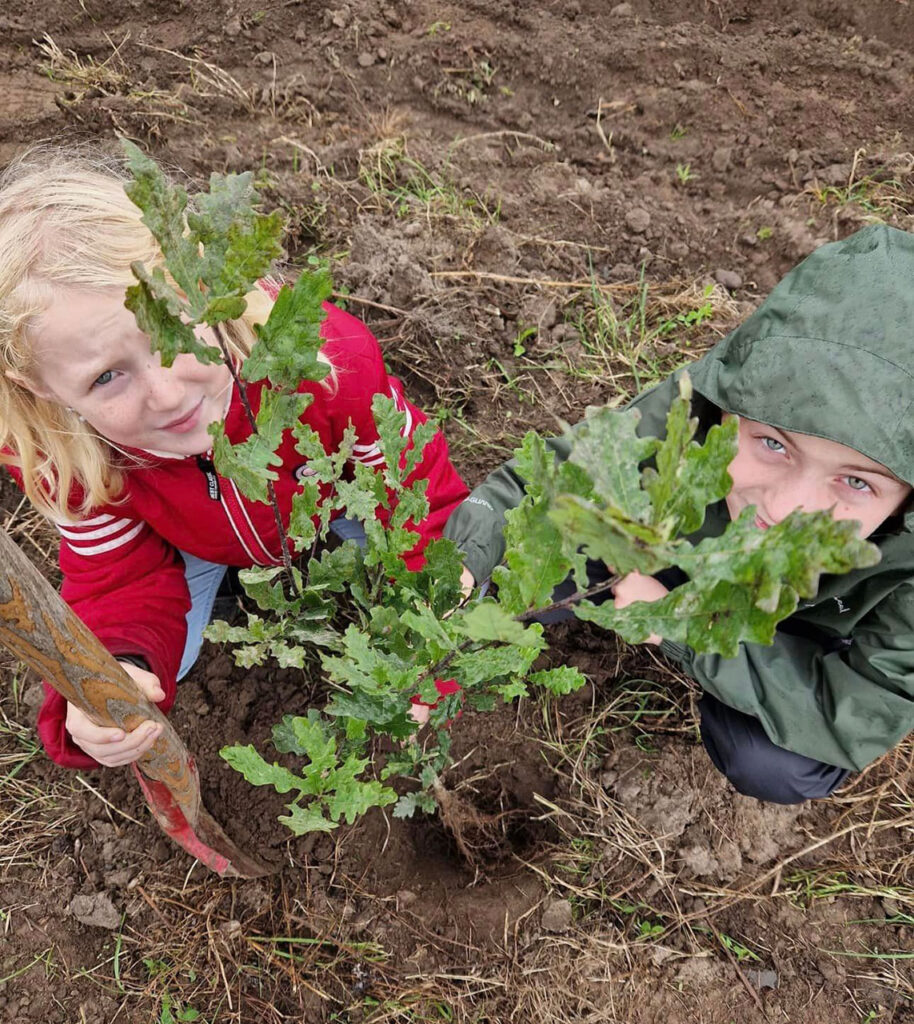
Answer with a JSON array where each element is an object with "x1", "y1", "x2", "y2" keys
[{"x1": 445, "y1": 225, "x2": 914, "y2": 771}]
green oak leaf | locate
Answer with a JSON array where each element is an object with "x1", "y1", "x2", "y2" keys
[
  {"x1": 402, "y1": 419, "x2": 439, "y2": 481},
  {"x1": 576, "y1": 576, "x2": 800, "y2": 657},
  {"x1": 512, "y1": 431, "x2": 558, "y2": 501},
  {"x1": 452, "y1": 643, "x2": 542, "y2": 687},
  {"x1": 401, "y1": 603, "x2": 455, "y2": 654},
  {"x1": 209, "y1": 389, "x2": 309, "y2": 502},
  {"x1": 372, "y1": 394, "x2": 409, "y2": 488},
  {"x1": 529, "y1": 666, "x2": 589, "y2": 695},
  {"x1": 122, "y1": 140, "x2": 205, "y2": 307},
  {"x1": 327, "y1": 755, "x2": 397, "y2": 822},
  {"x1": 288, "y1": 480, "x2": 322, "y2": 550},
  {"x1": 271, "y1": 713, "x2": 337, "y2": 769},
  {"x1": 278, "y1": 804, "x2": 338, "y2": 834},
  {"x1": 548, "y1": 494, "x2": 680, "y2": 576},
  {"x1": 568, "y1": 405, "x2": 658, "y2": 520},
  {"x1": 674, "y1": 506, "x2": 880, "y2": 597},
  {"x1": 455, "y1": 603, "x2": 546, "y2": 648},
  {"x1": 493, "y1": 678, "x2": 529, "y2": 701},
  {"x1": 210, "y1": 424, "x2": 280, "y2": 503},
  {"x1": 393, "y1": 791, "x2": 438, "y2": 818},
  {"x1": 125, "y1": 270, "x2": 221, "y2": 367},
  {"x1": 219, "y1": 744, "x2": 304, "y2": 793},
  {"x1": 189, "y1": 171, "x2": 285, "y2": 298},
  {"x1": 642, "y1": 375, "x2": 737, "y2": 536},
  {"x1": 492, "y1": 494, "x2": 573, "y2": 615},
  {"x1": 244, "y1": 269, "x2": 333, "y2": 387}
]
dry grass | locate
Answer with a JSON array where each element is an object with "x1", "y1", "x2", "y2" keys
[{"x1": 36, "y1": 33, "x2": 194, "y2": 135}]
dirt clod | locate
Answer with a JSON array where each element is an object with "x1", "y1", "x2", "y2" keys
[
  {"x1": 541, "y1": 898, "x2": 574, "y2": 933},
  {"x1": 67, "y1": 893, "x2": 121, "y2": 930}
]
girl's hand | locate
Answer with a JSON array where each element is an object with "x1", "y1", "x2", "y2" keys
[
  {"x1": 66, "y1": 661, "x2": 166, "y2": 767},
  {"x1": 612, "y1": 572, "x2": 669, "y2": 646}
]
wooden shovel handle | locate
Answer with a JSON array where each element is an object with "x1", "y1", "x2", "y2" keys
[{"x1": 0, "y1": 528, "x2": 199, "y2": 821}]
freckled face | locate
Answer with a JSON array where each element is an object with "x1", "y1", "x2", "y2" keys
[
  {"x1": 26, "y1": 287, "x2": 232, "y2": 456},
  {"x1": 724, "y1": 414, "x2": 912, "y2": 538}
]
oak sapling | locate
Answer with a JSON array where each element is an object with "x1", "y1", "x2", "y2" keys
[{"x1": 121, "y1": 141, "x2": 880, "y2": 851}]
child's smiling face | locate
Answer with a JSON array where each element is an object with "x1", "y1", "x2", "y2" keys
[
  {"x1": 724, "y1": 414, "x2": 912, "y2": 538},
  {"x1": 24, "y1": 286, "x2": 232, "y2": 457}
]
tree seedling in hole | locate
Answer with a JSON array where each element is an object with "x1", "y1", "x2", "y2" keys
[{"x1": 122, "y1": 141, "x2": 879, "y2": 860}]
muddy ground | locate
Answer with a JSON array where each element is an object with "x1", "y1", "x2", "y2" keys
[{"x1": 2, "y1": 1, "x2": 914, "y2": 1022}]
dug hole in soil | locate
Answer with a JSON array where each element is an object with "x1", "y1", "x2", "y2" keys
[{"x1": 2, "y1": 0, "x2": 914, "y2": 1021}]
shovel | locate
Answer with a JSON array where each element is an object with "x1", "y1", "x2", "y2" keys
[{"x1": 0, "y1": 527, "x2": 271, "y2": 878}]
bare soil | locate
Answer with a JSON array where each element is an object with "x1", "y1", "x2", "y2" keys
[{"x1": 1, "y1": 1, "x2": 914, "y2": 1022}]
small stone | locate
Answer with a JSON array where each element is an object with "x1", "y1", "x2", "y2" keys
[
  {"x1": 541, "y1": 898, "x2": 574, "y2": 933},
  {"x1": 711, "y1": 146, "x2": 732, "y2": 172},
  {"x1": 68, "y1": 893, "x2": 121, "y2": 930},
  {"x1": 746, "y1": 968, "x2": 779, "y2": 990},
  {"x1": 150, "y1": 838, "x2": 171, "y2": 864},
  {"x1": 610, "y1": 2, "x2": 633, "y2": 15},
  {"x1": 714, "y1": 268, "x2": 743, "y2": 290},
  {"x1": 352, "y1": 912, "x2": 375, "y2": 932},
  {"x1": 225, "y1": 16, "x2": 242, "y2": 37},
  {"x1": 253, "y1": 51, "x2": 276, "y2": 66},
  {"x1": 397, "y1": 889, "x2": 419, "y2": 907},
  {"x1": 357, "y1": 52, "x2": 376, "y2": 68},
  {"x1": 219, "y1": 919, "x2": 243, "y2": 941},
  {"x1": 881, "y1": 896, "x2": 902, "y2": 917},
  {"x1": 625, "y1": 207, "x2": 651, "y2": 234},
  {"x1": 668, "y1": 241, "x2": 689, "y2": 259},
  {"x1": 330, "y1": 8, "x2": 350, "y2": 28},
  {"x1": 403, "y1": 221, "x2": 423, "y2": 238}
]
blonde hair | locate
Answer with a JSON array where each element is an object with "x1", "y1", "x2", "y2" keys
[{"x1": 0, "y1": 146, "x2": 283, "y2": 522}]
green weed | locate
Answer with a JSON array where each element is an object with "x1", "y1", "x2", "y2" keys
[
  {"x1": 675, "y1": 162, "x2": 695, "y2": 185},
  {"x1": 717, "y1": 932, "x2": 762, "y2": 963},
  {"x1": 160, "y1": 992, "x2": 205, "y2": 1023}
]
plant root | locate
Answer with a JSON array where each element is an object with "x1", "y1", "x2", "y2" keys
[{"x1": 431, "y1": 776, "x2": 513, "y2": 867}]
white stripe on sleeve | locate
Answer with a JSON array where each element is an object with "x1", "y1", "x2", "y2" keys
[
  {"x1": 58, "y1": 516, "x2": 139, "y2": 541},
  {"x1": 63, "y1": 521, "x2": 146, "y2": 556}
]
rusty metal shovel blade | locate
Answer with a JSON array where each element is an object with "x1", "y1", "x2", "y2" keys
[{"x1": 0, "y1": 527, "x2": 272, "y2": 878}]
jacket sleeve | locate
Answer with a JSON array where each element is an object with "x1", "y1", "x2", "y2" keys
[
  {"x1": 660, "y1": 585, "x2": 914, "y2": 770},
  {"x1": 319, "y1": 305, "x2": 469, "y2": 569},
  {"x1": 36, "y1": 511, "x2": 191, "y2": 769},
  {"x1": 445, "y1": 375, "x2": 684, "y2": 584}
]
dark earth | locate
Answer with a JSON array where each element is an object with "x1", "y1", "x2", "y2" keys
[{"x1": 2, "y1": 1, "x2": 914, "y2": 1022}]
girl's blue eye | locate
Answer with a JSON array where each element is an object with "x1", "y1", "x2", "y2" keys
[
  {"x1": 846, "y1": 476, "x2": 869, "y2": 492},
  {"x1": 762, "y1": 437, "x2": 785, "y2": 452},
  {"x1": 92, "y1": 370, "x2": 115, "y2": 388}
]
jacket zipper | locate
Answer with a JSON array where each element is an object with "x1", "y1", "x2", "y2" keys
[
  {"x1": 197, "y1": 453, "x2": 279, "y2": 566},
  {"x1": 196, "y1": 455, "x2": 221, "y2": 501}
]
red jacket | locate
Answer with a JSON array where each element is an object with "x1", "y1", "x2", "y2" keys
[{"x1": 33, "y1": 304, "x2": 469, "y2": 768}]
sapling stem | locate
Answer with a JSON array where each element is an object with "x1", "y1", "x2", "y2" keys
[{"x1": 212, "y1": 322, "x2": 294, "y2": 576}]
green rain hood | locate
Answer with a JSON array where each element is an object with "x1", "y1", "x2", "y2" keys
[{"x1": 690, "y1": 224, "x2": 914, "y2": 490}]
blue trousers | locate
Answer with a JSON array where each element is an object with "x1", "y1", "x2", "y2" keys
[
  {"x1": 538, "y1": 561, "x2": 850, "y2": 804},
  {"x1": 176, "y1": 518, "x2": 368, "y2": 680}
]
